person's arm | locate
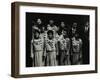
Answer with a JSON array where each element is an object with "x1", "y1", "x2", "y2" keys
[
  {"x1": 79, "y1": 39, "x2": 82, "y2": 58},
  {"x1": 67, "y1": 39, "x2": 70, "y2": 55},
  {"x1": 70, "y1": 38, "x2": 73, "y2": 56},
  {"x1": 30, "y1": 39, "x2": 34, "y2": 59},
  {"x1": 56, "y1": 40, "x2": 59, "y2": 56},
  {"x1": 43, "y1": 38, "x2": 46, "y2": 60}
]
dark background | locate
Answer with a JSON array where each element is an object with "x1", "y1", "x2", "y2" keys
[{"x1": 26, "y1": 12, "x2": 89, "y2": 67}]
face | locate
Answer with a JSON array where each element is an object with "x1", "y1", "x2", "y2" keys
[
  {"x1": 37, "y1": 19, "x2": 42, "y2": 24},
  {"x1": 34, "y1": 31, "x2": 40, "y2": 39},
  {"x1": 62, "y1": 30, "x2": 67, "y2": 36},
  {"x1": 62, "y1": 30, "x2": 68, "y2": 38},
  {"x1": 75, "y1": 34, "x2": 79, "y2": 39},
  {"x1": 73, "y1": 22, "x2": 77, "y2": 28},
  {"x1": 48, "y1": 33, "x2": 53, "y2": 39},
  {"x1": 56, "y1": 26, "x2": 59, "y2": 32},
  {"x1": 85, "y1": 22, "x2": 89, "y2": 27},
  {"x1": 49, "y1": 20, "x2": 54, "y2": 25},
  {"x1": 61, "y1": 22, "x2": 65, "y2": 27},
  {"x1": 42, "y1": 27, "x2": 45, "y2": 31}
]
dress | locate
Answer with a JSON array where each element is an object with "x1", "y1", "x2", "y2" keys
[
  {"x1": 58, "y1": 36, "x2": 70, "y2": 65},
  {"x1": 72, "y1": 37, "x2": 82, "y2": 65},
  {"x1": 45, "y1": 38, "x2": 57, "y2": 66},
  {"x1": 31, "y1": 38, "x2": 44, "y2": 67}
]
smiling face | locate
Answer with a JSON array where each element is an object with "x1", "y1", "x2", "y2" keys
[
  {"x1": 47, "y1": 30, "x2": 54, "y2": 40},
  {"x1": 48, "y1": 33, "x2": 53, "y2": 39}
]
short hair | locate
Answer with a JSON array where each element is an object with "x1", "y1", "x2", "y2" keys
[
  {"x1": 73, "y1": 22, "x2": 77, "y2": 27},
  {"x1": 47, "y1": 30, "x2": 54, "y2": 35},
  {"x1": 34, "y1": 29, "x2": 40, "y2": 34},
  {"x1": 37, "y1": 18, "x2": 41, "y2": 21},
  {"x1": 49, "y1": 20, "x2": 54, "y2": 24}
]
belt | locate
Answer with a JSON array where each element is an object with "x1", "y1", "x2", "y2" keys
[
  {"x1": 34, "y1": 50, "x2": 43, "y2": 52},
  {"x1": 46, "y1": 50, "x2": 56, "y2": 52}
]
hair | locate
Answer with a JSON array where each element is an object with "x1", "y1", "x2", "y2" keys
[
  {"x1": 63, "y1": 27, "x2": 67, "y2": 31},
  {"x1": 34, "y1": 29, "x2": 40, "y2": 34},
  {"x1": 47, "y1": 30, "x2": 54, "y2": 35}
]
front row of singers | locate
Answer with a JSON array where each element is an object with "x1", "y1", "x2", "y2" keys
[{"x1": 30, "y1": 28, "x2": 82, "y2": 67}]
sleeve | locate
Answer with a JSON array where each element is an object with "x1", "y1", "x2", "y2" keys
[
  {"x1": 66, "y1": 39, "x2": 70, "y2": 55},
  {"x1": 70, "y1": 38, "x2": 73, "y2": 55},
  {"x1": 79, "y1": 39, "x2": 82, "y2": 49},
  {"x1": 30, "y1": 39, "x2": 34, "y2": 58},
  {"x1": 55, "y1": 39, "x2": 59, "y2": 55},
  {"x1": 79, "y1": 39, "x2": 82, "y2": 58},
  {"x1": 43, "y1": 39, "x2": 47, "y2": 57}
]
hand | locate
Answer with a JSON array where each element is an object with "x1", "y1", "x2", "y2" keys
[{"x1": 30, "y1": 56, "x2": 33, "y2": 59}]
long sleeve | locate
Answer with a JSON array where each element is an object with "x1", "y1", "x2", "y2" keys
[
  {"x1": 66, "y1": 39, "x2": 70, "y2": 55},
  {"x1": 30, "y1": 40, "x2": 34, "y2": 58}
]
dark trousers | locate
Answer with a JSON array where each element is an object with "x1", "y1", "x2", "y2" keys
[{"x1": 82, "y1": 40, "x2": 89, "y2": 64}]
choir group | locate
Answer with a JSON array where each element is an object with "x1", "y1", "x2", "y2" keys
[{"x1": 30, "y1": 18, "x2": 89, "y2": 67}]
